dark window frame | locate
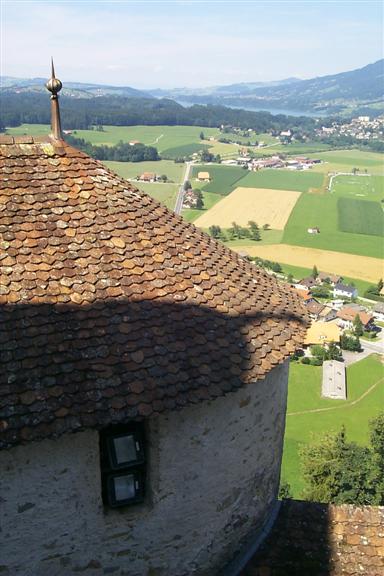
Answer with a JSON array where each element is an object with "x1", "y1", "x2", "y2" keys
[{"x1": 100, "y1": 422, "x2": 146, "y2": 508}]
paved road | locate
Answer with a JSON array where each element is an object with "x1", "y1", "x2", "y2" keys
[{"x1": 174, "y1": 161, "x2": 192, "y2": 215}]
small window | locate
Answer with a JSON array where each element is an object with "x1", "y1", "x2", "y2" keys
[{"x1": 100, "y1": 423, "x2": 146, "y2": 507}]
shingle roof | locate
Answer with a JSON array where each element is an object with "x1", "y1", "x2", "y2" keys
[
  {"x1": 0, "y1": 135, "x2": 308, "y2": 449},
  {"x1": 241, "y1": 499, "x2": 384, "y2": 576}
]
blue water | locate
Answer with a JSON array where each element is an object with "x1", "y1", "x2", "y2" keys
[{"x1": 177, "y1": 100, "x2": 325, "y2": 118}]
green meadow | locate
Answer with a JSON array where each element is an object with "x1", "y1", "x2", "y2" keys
[
  {"x1": 283, "y1": 173, "x2": 384, "y2": 258},
  {"x1": 239, "y1": 169, "x2": 324, "y2": 192},
  {"x1": 312, "y1": 149, "x2": 384, "y2": 175},
  {"x1": 190, "y1": 164, "x2": 247, "y2": 195},
  {"x1": 103, "y1": 159, "x2": 184, "y2": 183},
  {"x1": 282, "y1": 354, "x2": 384, "y2": 497}
]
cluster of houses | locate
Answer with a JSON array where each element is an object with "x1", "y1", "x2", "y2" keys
[
  {"x1": 137, "y1": 172, "x2": 157, "y2": 182},
  {"x1": 317, "y1": 115, "x2": 384, "y2": 141},
  {"x1": 183, "y1": 188, "x2": 201, "y2": 208},
  {"x1": 295, "y1": 272, "x2": 380, "y2": 347},
  {"x1": 221, "y1": 154, "x2": 322, "y2": 172}
]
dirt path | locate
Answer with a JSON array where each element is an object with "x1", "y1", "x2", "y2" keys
[
  {"x1": 150, "y1": 134, "x2": 164, "y2": 145},
  {"x1": 287, "y1": 376, "x2": 383, "y2": 417}
]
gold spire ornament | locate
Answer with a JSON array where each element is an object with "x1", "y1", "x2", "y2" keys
[{"x1": 45, "y1": 59, "x2": 63, "y2": 140}]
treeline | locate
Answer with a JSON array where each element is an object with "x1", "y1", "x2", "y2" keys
[
  {"x1": 65, "y1": 135, "x2": 159, "y2": 162},
  {"x1": 0, "y1": 92, "x2": 317, "y2": 132}
]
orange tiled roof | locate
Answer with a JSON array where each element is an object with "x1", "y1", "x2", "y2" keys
[
  {"x1": 336, "y1": 307, "x2": 373, "y2": 326},
  {"x1": 0, "y1": 135, "x2": 308, "y2": 448}
]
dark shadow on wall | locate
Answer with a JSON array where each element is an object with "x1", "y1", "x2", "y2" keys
[
  {"x1": 240, "y1": 500, "x2": 332, "y2": 576},
  {"x1": 0, "y1": 297, "x2": 307, "y2": 448}
]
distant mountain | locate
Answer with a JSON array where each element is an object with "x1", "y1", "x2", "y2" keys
[
  {"x1": 147, "y1": 61, "x2": 384, "y2": 116},
  {"x1": 0, "y1": 77, "x2": 151, "y2": 100},
  {"x1": 147, "y1": 77, "x2": 301, "y2": 98}
]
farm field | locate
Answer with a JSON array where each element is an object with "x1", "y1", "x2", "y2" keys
[
  {"x1": 239, "y1": 169, "x2": 324, "y2": 192},
  {"x1": 232, "y1": 244, "x2": 382, "y2": 283},
  {"x1": 191, "y1": 164, "x2": 246, "y2": 195},
  {"x1": 338, "y1": 198, "x2": 383, "y2": 236},
  {"x1": 194, "y1": 187, "x2": 301, "y2": 229},
  {"x1": 129, "y1": 182, "x2": 179, "y2": 210},
  {"x1": 311, "y1": 149, "x2": 384, "y2": 175},
  {"x1": 281, "y1": 354, "x2": 384, "y2": 497},
  {"x1": 282, "y1": 184, "x2": 383, "y2": 258},
  {"x1": 103, "y1": 160, "x2": 184, "y2": 183},
  {"x1": 331, "y1": 174, "x2": 383, "y2": 200}
]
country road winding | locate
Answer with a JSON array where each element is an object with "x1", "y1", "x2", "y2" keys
[{"x1": 174, "y1": 161, "x2": 192, "y2": 215}]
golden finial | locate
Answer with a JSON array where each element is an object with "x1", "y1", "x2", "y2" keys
[{"x1": 45, "y1": 58, "x2": 63, "y2": 139}]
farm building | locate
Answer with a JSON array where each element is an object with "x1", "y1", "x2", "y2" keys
[
  {"x1": 197, "y1": 171, "x2": 210, "y2": 182},
  {"x1": 333, "y1": 283, "x2": 358, "y2": 299},
  {"x1": 307, "y1": 227, "x2": 320, "y2": 234},
  {"x1": 0, "y1": 70, "x2": 310, "y2": 576},
  {"x1": 304, "y1": 322, "x2": 341, "y2": 346},
  {"x1": 139, "y1": 171, "x2": 156, "y2": 182}
]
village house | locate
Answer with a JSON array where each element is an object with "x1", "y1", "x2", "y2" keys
[
  {"x1": 0, "y1": 69, "x2": 309, "y2": 576},
  {"x1": 296, "y1": 276, "x2": 318, "y2": 290},
  {"x1": 304, "y1": 322, "x2": 341, "y2": 346},
  {"x1": 336, "y1": 307, "x2": 374, "y2": 331},
  {"x1": 305, "y1": 299, "x2": 325, "y2": 320},
  {"x1": 317, "y1": 305, "x2": 338, "y2": 322},
  {"x1": 317, "y1": 272, "x2": 342, "y2": 286},
  {"x1": 372, "y1": 302, "x2": 384, "y2": 322},
  {"x1": 333, "y1": 283, "x2": 358, "y2": 299}
]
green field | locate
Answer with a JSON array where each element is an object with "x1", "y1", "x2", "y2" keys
[
  {"x1": 312, "y1": 149, "x2": 384, "y2": 175},
  {"x1": 283, "y1": 193, "x2": 382, "y2": 257},
  {"x1": 239, "y1": 169, "x2": 324, "y2": 192},
  {"x1": 282, "y1": 354, "x2": 384, "y2": 497},
  {"x1": 191, "y1": 164, "x2": 247, "y2": 195},
  {"x1": 162, "y1": 143, "x2": 210, "y2": 159},
  {"x1": 331, "y1": 174, "x2": 383, "y2": 201},
  {"x1": 338, "y1": 198, "x2": 384, "y2": 236},
  {"x1": 103, "y1": 160, "x2": 184, "y2": 183}
]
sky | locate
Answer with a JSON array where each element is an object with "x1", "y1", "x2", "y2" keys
[{"x1": 1, "y1": 0, "x2": 383, "y2": 89}]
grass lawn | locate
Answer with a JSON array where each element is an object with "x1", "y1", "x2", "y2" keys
[
  {"x1": 239, "y1": 169, "x2": 324, "y2": 193},
  {"x1": 312, "y1": 149, "x2": 384, "y2": 176},
  {"x1": 103, "y1": 160, "x2": 184, "y2": 183},
  {"x1": 190, "y1": 164, "x2": 247, "y2": 195},
  {"x1": 6, "y1": 123, "x2": 51, "y2": 137},
  {"x1": 281, "y1": 354, "x2": 384, "y2": 497}
]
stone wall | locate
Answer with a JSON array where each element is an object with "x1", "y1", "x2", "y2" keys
[{"x1": 0, "y1": 361, "x2": 288, "y2": 576}]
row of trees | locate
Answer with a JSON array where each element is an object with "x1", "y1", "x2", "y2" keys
[
  {"x1": 0, "y1": 92, "x2": 319, "y2": 133},
  {"x1": 65, "y1": 135, "x2": 159, "y2": 162},
  {"x1": 208, "y1": 221, "x2": 270, "y2": 242}
]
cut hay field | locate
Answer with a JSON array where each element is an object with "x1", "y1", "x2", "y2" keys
[
  {"x1": 194, "y1": 187, "x2": 301, "y2": 229},
  {"x1": 232, "y1": 244, "x2": 382, "y2": 283}
]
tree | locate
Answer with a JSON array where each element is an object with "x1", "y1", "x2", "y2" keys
[
  {"x1": 262, "y1": 223, "x2": 270, "y2": 230},
  {"x1": 193, "y1": 189, "x2": 204, "y2": 210},
  {"x1": 209, "y1": 225, "x2": 221, "y2": 239},
  {"x1": 312, "y1": 265, "x2": 319, "y2": 278},
  {"x1": 353, "y1": 314, "x2": 364, "y2": 337},
  {"x1": 199, "y1": 131, "x2": 205, "y2": 140},
  {"x1": 377, "y1": 278, "x2": 383, "y2": 293},
  {"x1": 300, "y1": 425, "x2": 380, "y2": 504},
  {"x1": 340, "y1": 333, "x2": 361, "y2": 351},
  {"x1": 248, "y1": 220, "x2": 261, "y2": 241},
  {"x1": 183, "y1": 180, "x2": 191, "y2": 191},
  {"x1": 159, "y1": 174, "x2": 168, "y2": 182},
  {"x1": 287, "y1": 273, "x2": 294, "y2": 284}
]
